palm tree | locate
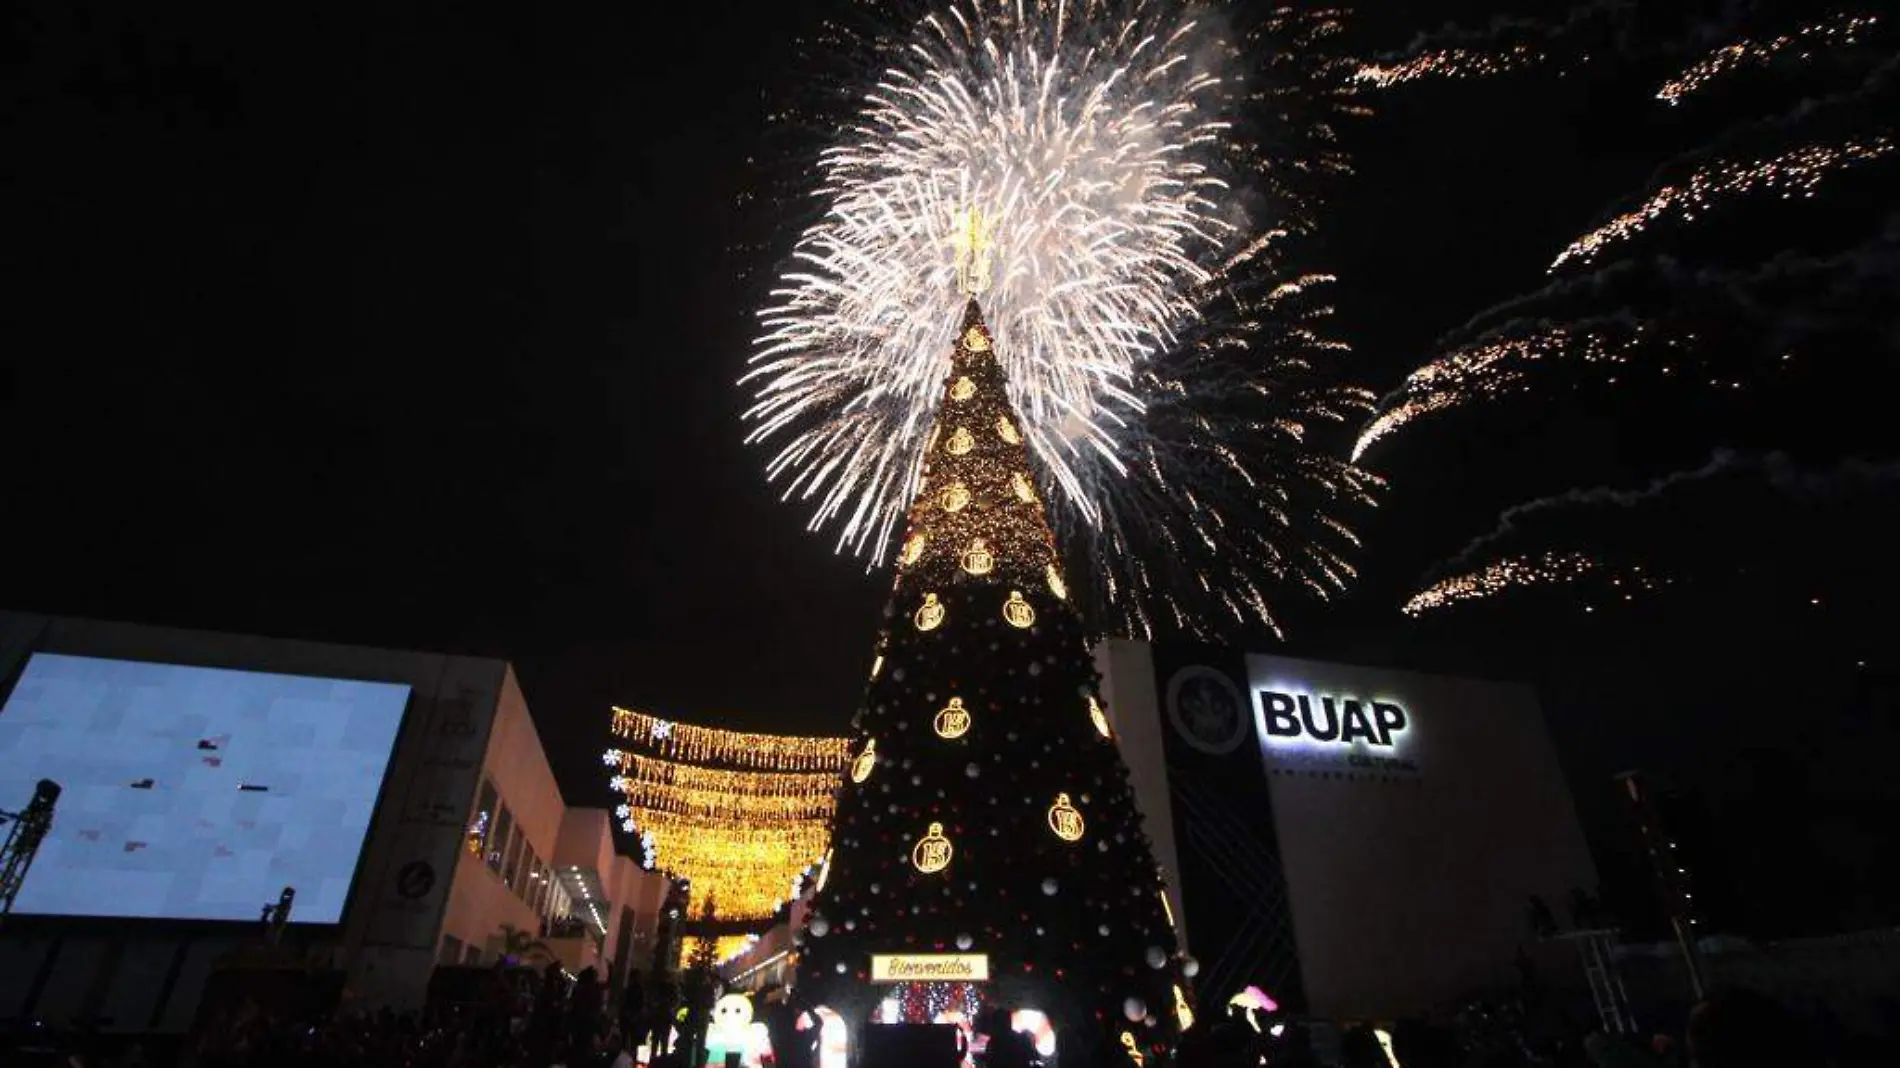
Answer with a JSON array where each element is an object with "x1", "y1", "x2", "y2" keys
[{"x1": 499, "y1": 923, "x2": 556, "y2": 966}]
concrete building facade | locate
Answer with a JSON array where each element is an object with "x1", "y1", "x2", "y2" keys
[
  {"x1": 1096, "y1": 642, "x2": 1599, "y2": 1021},
  {"x1": 0, "y1": 611, "x2": 667, "y2": 1032}
]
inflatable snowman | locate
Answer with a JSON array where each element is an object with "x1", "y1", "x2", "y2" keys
[{"x1": 703, "y1": 992, "x2": 769, "y2": 1067}]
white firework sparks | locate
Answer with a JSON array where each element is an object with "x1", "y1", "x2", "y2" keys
[
  {"x1": 1657, "y1": 13, "x2": 1881, "y2": 105},
  {"x1": 743, "y1": 0, "x2": 1374, "y2": 635},
  {"x1": 1551, "y1": 136, "x2": 1897, "y2": 270},
  {"x1": 1354, "y1": 322, "x2": 1686, "y2": 461},
  {"x1": 1403, "y1": 552, "x2": 1668, "y2": 616}
]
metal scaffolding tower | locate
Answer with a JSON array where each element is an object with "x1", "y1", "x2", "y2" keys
[{"x1": 0, "y1": 779, "x2": 62, "y2": 922}]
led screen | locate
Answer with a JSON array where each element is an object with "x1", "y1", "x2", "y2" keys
[{"x1": 0, "y1": 653, "x2": 409, "y2": 923}]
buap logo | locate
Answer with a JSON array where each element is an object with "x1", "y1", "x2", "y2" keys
[
  {"x1": 1258, "y1": 691, "x2": 1408, "y2": 748},
  {"x1": 1165, "y1": 666, "x2": 1248, "y2": 756}
]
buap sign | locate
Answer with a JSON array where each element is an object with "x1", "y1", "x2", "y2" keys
[{"x1": 1258, "y1": 690, "x2": 1409, "y2": 748}]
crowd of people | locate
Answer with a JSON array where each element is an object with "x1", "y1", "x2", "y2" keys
[
  {"x1": 1165, "y1": 988, "x2": 1898, "y2": 1068},
  {"x1": 170, "y1": 959, "x2": 820, "y2": 1068},
  {"x1": 5, "y1": 967, "x2": 1896, "y2": 1068}
]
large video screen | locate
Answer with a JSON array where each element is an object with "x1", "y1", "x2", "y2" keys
[{"x1": 0, "y1": 653, "x2": 410, "y2": 923}]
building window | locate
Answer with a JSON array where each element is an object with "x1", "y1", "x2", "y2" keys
[
  {"x1": 490, "y1": 806, "x2": 512, "y2": 872},
  {"x1": 524, "y1": 854, "x2": 542, "y2": 906},
  {"x1": 440, "y1": 934, "x2": 465, "y2": 965},
  {"x1": 468, "y1": 780, "x2": 498, "y2": 856},
  {"x1": 505, "y1": 826, "x2": 525, "y2": 891}
]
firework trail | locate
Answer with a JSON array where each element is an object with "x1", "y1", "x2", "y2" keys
[
  {"x1": 1403, "y1": 452, "x2": 1900, "y2": 616},
  {"x1": 1358, "y1": 216, "x2": 1900, "y2": 463},
  {"x1": 744, "y1": 0, "x2": 1376, "y2": 636},
  {"x1": 1352, "y1": 45, "x2": 1541, "y2": 90},
  {"x1": 1551, "y1": 136, "x2": 1896, "y2": 270},
  {"x1": 1353, "y1": 320, "x2": 1681, "y2": 460},
  {"x1": 1402, "y1": 552, "x2": 1659, "y2": 616},
  {"x1": 1658, "y1": 13, "x2": 1882, "y2": 105}
]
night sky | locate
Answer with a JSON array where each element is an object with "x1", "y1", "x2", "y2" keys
[{"x1": 6, "y1": 1, "x2": 1894, "y2": 938}]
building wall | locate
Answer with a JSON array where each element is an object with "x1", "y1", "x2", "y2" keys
[
  {"x1": 0, "y1": 611, "x2": 511, "y2": 1024},
  {"x1": 0, "y1": 611, "x2": 701, "y2": 1028},
  {"x1": 438, "y1": 668, "x2": 566, "y2": 968},
  {"x1": 1250, "y1": 653, "x2": 1596, "y2": 1018},
  {"x1": 1103, "y1": 643, "x2": 1598, "y2": 1020},
  {"x1": 1095, "y1": 641, "x2": 1191, "y2": 952}
]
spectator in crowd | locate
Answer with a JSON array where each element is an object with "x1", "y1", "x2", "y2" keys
[
  {"x1": 619, "y1": 969, "x2": 646, "y2": 1051},
  {"x1": 760, "y1": 986, "x2": 818, "y2": 1068},
  {"x1": 646, "y1": 976, "x2": 680, "y2": 1061},
  {"x1": 1685, "y1": 989, "x2": 1817, "y2": 1068},
  {"x1": 974, "y1": 1008, "x2": 1038, "y2": 1068},
  {"x1": 568, "y1": 967, "x2": 604, "y2": 1059}
]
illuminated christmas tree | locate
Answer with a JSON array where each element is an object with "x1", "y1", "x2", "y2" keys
[{"x1": 796, "y1": 215, "x2": 1192, "y2": 1066}]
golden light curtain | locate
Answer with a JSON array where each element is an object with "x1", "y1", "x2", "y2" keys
[
  {"x1": 606, "y1": 725, "x2": 847, "y2": 922},
  {"x1": 611, "y1": 708, "x2": 854, "y2": 771}
]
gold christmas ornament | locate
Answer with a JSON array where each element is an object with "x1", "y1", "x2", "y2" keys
[
  {"x1": 962, "y1": 325, "x2": 991, "y2": 352},
  {"x1": 961, "y1": 538, "x2": 995, "y2": 576},
  {"x1": 933, "y1": 697, "x2": 972, "y2": 739},
  {"x1": 946, "y1": 427, "x2": 975, "y2": 455},
  {"x1": 1121, "y1": 1033, "x2": 1145, "y2": 1066},
  {"x1": 1011, "y1": 472, "x2": 1036, "y2": 503},
  {"x1": 1003, "y1": 590, "x2": 1036, "y2": 629},
  {"x1": 1047, "y1": 792, "x2": 1085, "y2": 841},
  {"x1": 1174, "y1": 985, "x2": 1195, "y2": 1031},
  {"x1": 816, "y1": 849, "x2": 833, "y2": 893},
  {"x1": 870, "y1": 654, "x2": 884, "y2": 679},
  {"x1": 912, "y1": 822, "x2": 953, "y2": 874},
  {"x1": 914, "y1": 592, "x2": 946, "y2": 631},
  {"x1": 850, "y1": 739, "x2": 877, "y2": 784},
  {"x1": 900, "y1": 534, "x2": 926, "y2": 567},
  {"x1": 941, "y1": 483, "x2": 972, "y2": 513},
  {"x1": 1046, "y1": 565, "x2": 1068, "y2": 600},
  {"x1": 1159, "y1": 884, "x2": 1175, "y2": 929},
  {"x1": 996, "y1": 417, "x2": 1021, "y2": 445},
  {"x1": 1089, "y1": 696, "x2": 1112, "y2": 739},
  {"x1": 951, "y1": 376, "x2": 977, "y2": 401}
]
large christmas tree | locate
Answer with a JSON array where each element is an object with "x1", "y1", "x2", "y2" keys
[{"x1": 796, "y1": 291, "x2": 1191, "y2": 1065}]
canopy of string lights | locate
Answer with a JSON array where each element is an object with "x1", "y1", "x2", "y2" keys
[{"x1": 604, "y1": 710, "x2": 849, "y2": 921}]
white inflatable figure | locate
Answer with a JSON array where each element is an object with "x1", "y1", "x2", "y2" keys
[{"x1": 703, "y1": 993, "x2": 768, "y2": 1068}]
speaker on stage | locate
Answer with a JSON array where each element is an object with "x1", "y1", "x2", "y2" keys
[{"x1": 859, "y1": 1022, "x2": 965, "y2": 1068}]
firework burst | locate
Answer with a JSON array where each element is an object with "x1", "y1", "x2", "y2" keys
[{"x1": 743, "y1": 0, "x2": 1376, "y2": 636}]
